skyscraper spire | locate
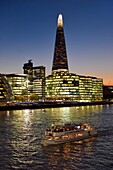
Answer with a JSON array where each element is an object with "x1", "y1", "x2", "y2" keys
[
  {"x1": 58, "y1": 14, "x2": 63, "y2": 27},
  {"x1": 52, "y1": 14, "x2": 69, "y2": 73}
]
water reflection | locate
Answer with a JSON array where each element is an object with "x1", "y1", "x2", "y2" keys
[
  {"x1": 44, "y1": 137, "x2": 97, "y2": 170},
  {"x1": 0, "y1": 105, "x2": 113, "y2": 169},
  {"x1": 43, "y1": 105, "x2": 103, "y2": 126}
]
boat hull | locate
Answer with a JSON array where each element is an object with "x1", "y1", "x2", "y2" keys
[{"x1": 41, "y1": 130, "x2": 97, "y2": 146}]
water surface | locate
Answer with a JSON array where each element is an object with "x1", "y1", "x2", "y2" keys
[{"x1": 0, "y1": 104, "x2": 113, "y2": 170}]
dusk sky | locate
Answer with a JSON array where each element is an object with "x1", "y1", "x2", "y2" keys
[{"x1": 0, "y1": 0, "x2": 113, "y2": 85}]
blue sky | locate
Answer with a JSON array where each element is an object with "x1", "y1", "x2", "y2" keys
[{"x1": 0, "y1": 0, "x2": 113, "y2": 85}]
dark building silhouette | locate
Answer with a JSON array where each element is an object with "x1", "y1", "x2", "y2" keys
[
  {"x1": 23, "y1": 59, "x2": 33, "y2": 75},
  {"x1": 52, "y1": 14, "x2": 68, "y2": 73},
  {"x1": 103, "y1": 85, "x2": 113, "y2": 100}
]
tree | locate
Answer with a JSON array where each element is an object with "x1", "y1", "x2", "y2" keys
[
  {"x1": 15, "y1": 95, "x2": 25, "y2": 101},
  {"x1": 29, "y1": 94, "x2": 38, "y2": 101}
]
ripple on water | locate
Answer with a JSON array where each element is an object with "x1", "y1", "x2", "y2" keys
[{"x1": 0, "y1": 106, "x2": 113, "y2": 170}]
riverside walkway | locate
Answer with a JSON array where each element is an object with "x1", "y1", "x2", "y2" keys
[{"x1": 0, "y1": 101, "x2": 113, "y2": 111}]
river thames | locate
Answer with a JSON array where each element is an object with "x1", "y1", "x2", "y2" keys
[{"x1": 0, "y1": 104, "x2": 113, "y2": 170}]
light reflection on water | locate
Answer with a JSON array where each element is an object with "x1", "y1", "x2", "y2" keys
[{"x1": 0, "y1": 105, "x2": 113, "y2": 170}]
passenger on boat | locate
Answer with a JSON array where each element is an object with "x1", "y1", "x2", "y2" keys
[{"x1": 51, "y1": 124, "x2": 55, "y2": 131}]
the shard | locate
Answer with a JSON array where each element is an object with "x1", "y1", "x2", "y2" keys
[{"x1": 52, "y1": 14, "x2": 69, "y2": 73}]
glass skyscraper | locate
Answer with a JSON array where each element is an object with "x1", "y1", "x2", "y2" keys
[
  {"x1": 52, "y1": 14, "x2": 68, "y2": 73},
  {"x1": 45, "y1": 14, "x2": 103, "y2": 101}
]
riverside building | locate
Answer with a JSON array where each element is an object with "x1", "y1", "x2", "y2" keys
[
  {"x1": 5, "y1": 60, "x2": 46, "y2": 101},
  {"x1": 45, "y1": 14, "x2": 103, "y2": 102},
  {"x1": 0, "y1": 74, "x2": 13, "y2": 102},
  {"x1": 23, "y1": 60, "x2": 45, "y2": 100},
  {"x1": 0, "y1": 60, "x2": 45, "y2": 102},
  {"x1": 6, "y1": 74, "x2": 28, "y2": 100}
]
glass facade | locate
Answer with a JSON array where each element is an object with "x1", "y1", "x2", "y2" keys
[
  {"x1": 0, "y1": 74, "x2": 13, "y2": 101},
  {"x1": 46, "y1": 14, "x2": 103, "y2": 102},
  {"x1": 45, "y1": 71, "x2": 103, "y2": 102},
  {"x1": 52, "y1": 14, "x2": 68, "y2": 73},
  {"x1": 23, "y1": 60, "x2": 45, "y2": 100},
  {"x1": 6, "y1": 74, "x2": 27, "y2": 100},
  {"x1": 79, "y1": 76, "x2": 103, "y2": 102},
  {"x1": 92, "y1": 78, "x2": 103, "y2": 101}
]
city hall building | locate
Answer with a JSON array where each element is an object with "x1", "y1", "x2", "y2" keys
[
  {"x1": 45, "y1": 14, "x2": 103, "y2": 102},
  {"x1": 0, "y1": 74, "x2": 13, "y2": 102}
]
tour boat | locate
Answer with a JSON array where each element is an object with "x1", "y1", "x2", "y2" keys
[{"x1": 41, "y1": 123, "x2": 97, "y2": 146}]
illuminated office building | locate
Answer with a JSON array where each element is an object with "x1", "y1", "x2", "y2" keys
[
  {"x1": 4, "y1": 64, "x2": 45, "y2": 101},
  {"x1": 31, "y1": 66, "x2": 45, "y2": 100},
  {"x1": 0, "y1": 61, "x2": 45, "y2": 101},
  {"x1": 46, "y1": 72, "x2": 80, "y2": 101},
  {"x1": 6, "y1": 74, "x2": 28, "y2": 100},
  {"x1": 45, "y1": 14, "x2": 103, "y2": 101},
  {"x1": 23, "y1": 60, "x2": 45, "y2": 100},
  {"x1": 46, "y1": 73, "x2": 103, "y2": 101}
]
